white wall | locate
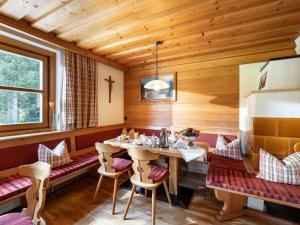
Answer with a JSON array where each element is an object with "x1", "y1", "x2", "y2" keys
[
  {"x1": 239, "y1": 62, "x2": 265, "y2": 131},
  {"x1": 247, "y1": 91, "x2": 300, "y2": 118},
  {"x1": 296, "y1": 36, "x2": 300, "y2": 54},
  {"x1": 261, "y1": 57, "x2": 300, "y2": 90},
  {"x1": 97, "y1": 63, "x2": 124, "y2": 126}
]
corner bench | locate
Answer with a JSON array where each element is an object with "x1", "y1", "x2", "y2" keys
[
  {"x1": 206, "y1": 154, "x2": 300, "y2": 221},
  {"x1": 0, "y1": 152, "x2": 99, "y2": 205}
]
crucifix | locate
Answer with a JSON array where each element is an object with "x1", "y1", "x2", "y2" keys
[{"x1": 104, "y1": 76, "x2": 115, "y2": 103}]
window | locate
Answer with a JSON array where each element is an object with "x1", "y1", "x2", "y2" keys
[{"x1": 0, "y1": 42, "x2": 50, "y2": 132}]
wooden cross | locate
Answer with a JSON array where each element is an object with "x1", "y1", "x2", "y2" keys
[{"x1": 104, "y1": 76, "x2": 115, "y2": 103}]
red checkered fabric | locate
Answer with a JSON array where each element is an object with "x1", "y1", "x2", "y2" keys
[
  {"x1": 50, "y1": 152, "x2": 99, "y2": 180},
  {"x1": 0, "y1": 152, "x2": 99, "y2": 203},
  {"x1": 215, "y1": 135, "x2": 242, "y2": 160},
  {"x1": 0, "y1": 175, "x2": 31, "y2": 202},
  {"x1": 257, "y1": 149, "x2": 300, "y2": 185},
  {"x1": 38, "y1": 140, "x2": 72, "y2": 168},
  {"x1": 206, "y1": 166, "x2": 300, "y2": 205},
  {"x1": 112, "y1": 158, "x2": 133, "y2": 172},
  {"x1": 0, "y1": 213, "x2": 32, "y2": 225}
]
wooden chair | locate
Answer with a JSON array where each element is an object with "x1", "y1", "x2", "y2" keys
[
  {"x1": 123, "y1": 148, "x2": 172, "y2": 225},
  {"x1": 0, "y1": 161, "x2": 51, "y2": 225},
  {"x1": 93, "y1": 142, "x2": 133, "y2": 215}
]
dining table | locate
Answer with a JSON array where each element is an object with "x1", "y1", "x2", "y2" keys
[{"x1": 104, "y1": 137, "x2": 210, "y2": 196}]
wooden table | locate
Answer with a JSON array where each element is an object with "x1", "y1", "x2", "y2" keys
[{"x1": 104, "y1": 138, "x2": 209, "y2": 196}]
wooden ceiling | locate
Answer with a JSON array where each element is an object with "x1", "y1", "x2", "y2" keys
[{"x1": 0, "y1": 0, "x2": 299, "y2": 71}]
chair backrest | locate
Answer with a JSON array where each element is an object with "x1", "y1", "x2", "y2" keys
[
  {"x1": 18, "y1": 161, "x2": 51, "y2": 225},
  {"x1": 95, "y1": 142, "x2": 121, "y2": 173},
  {"x1": 127, "y1": 148, "x2": 159, "y2": 184}
]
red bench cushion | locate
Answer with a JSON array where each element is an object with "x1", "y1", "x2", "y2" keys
[
  {"x1": 50, "y1": 152, "x2": 98, "y2": 180},
  {"x1": 206, "y1": 166, "x2": 300, "y2": 205},
  {"x1": 0, "y1": 175, "x2": 31, "y2": 202},
  {"x1": 0, "y1": 152, "x2": 99, "y2": 203}
]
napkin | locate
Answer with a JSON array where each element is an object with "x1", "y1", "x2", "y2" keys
[{"x1": 174, "y1": 139, "x2": 206, "y2": 162}]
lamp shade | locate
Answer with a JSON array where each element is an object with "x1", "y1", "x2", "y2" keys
[{"x1": 144, "y1": 79, "x2": 170, "y2": 91}]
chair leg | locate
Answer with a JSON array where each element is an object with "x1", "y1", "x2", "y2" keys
[
  {"x1": 152, "y1": 189, "x2": 156, "y2": 225},
  {"x1": 112, "y1": 177, "x2": 118, "y2": 215},
  {"x1": 93, "y1": 175, "x2": 103, "y2": 203},
  {"x1": 145, "y1": 188, "x2": 148, "y2": 197},
  {"x1": 163, "y1": 180, "x2": 172, "y2": 207},
  {"x1": 123, "y1": 184, "x2": 136, "y2": 220}
]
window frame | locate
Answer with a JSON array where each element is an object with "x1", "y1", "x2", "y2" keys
[{"x1": 0, "y1": 38, "x2": 55, "y2": 133}]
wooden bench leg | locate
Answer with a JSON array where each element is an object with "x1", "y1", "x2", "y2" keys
[{"x1": 214, "y1": 189, "x2": 246, "y2": 221}]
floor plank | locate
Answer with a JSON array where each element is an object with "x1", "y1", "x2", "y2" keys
[{"x1": 42, "y1": 175, "x2": 299, "y2": 225}]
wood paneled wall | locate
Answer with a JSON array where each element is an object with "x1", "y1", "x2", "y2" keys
[
  {"x1": 125, "y1": 65, "x2": 239, "y2": 134},
  {"x1": 124, "y1": 48, "x2": 296, "y2": 135}
]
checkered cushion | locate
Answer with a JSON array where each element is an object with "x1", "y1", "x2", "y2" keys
[
  {"x1": 150, "y1": 164, "x2": 169, "y2": 183},
  {"x1": 0, "y1": 212, "x2": 32, "y2": 225},
  {"x1": 0, "y1": 175, "x2": 31, "y2": 202},
  {"x1": 50, "y1": 152, "x2": 99, "y2": 180},
  {"x1": 112, "y1": 158, "x2": 133, "y2": 172},
  {"x1": 206, "y1": 166, "x2": 300, "y2": 205},
  {"x1": 215, "y1": 135, "x2": 242, "y2": 160},
  {"x1": 38, "y1": 140, "x2": 72, "y2": 168},
  {"x1": 257, "y1": 149, "x2": 300, "y2": 185}
]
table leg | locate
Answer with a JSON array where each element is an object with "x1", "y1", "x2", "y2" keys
[{"x1": 168, "y1": 157, "x2": 179, "y2": 195}]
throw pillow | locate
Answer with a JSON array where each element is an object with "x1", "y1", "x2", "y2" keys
[
  {"x1": 215, "y1": 135, "x2": 242, "y2": 160},
  {"x1": 38, "y1": 140, "x2": 72, "y2": 168},
  {"x1": 257, "y1": 148, "x2": 300, "y2": 185}
]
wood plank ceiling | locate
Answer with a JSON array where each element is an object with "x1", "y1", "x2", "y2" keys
[{"x1": 0, "y1": 0, "x2": 299, "y2": 71}]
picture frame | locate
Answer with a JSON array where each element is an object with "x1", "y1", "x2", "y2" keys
[
  {"x1": 258, "y1": 72, "x2": 268, "y2": 90},
  {"x1": 139, "y1": 73, "x2": 177, "y2": 101}
]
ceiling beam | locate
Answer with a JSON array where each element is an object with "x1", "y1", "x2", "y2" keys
[
  {"x1": 31, "y1": 0, "x2": 75, "y2": 26},
  {"x1": 0, "y1": 13, "x2": 127, "y2": 71}
]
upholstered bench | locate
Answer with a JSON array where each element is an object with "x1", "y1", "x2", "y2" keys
[
  {"x1": 0, "y1": 152, "x2": 99, "y2": 205},
  {"x1": 206, "y1": 154, "x2": 300, "y2": 221}
]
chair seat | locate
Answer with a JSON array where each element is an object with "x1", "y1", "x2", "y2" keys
[
  {"x1": 0, "y1": 212, "x2": 32, "y2": 225},
  {"x1": 112, "y1": 158, "x2": 133, "y2": 172},
  {"x1": 149, "y1": 164, "x2": 169, "y2": 183}
]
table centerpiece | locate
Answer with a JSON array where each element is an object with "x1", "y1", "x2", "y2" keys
[{"x1": 180, "y1": 127, "x2": 200, "y2": 146}]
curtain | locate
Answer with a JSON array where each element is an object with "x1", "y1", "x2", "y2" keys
[{"x1": 64, "y1": 50, "x2": 98, "y2": 129}]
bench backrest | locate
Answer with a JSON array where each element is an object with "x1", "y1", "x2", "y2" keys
[{"x1": 248, "y1": 118, "x2": 300, "y2": 170}]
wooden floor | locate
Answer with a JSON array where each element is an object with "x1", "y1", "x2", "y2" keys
[{"x1": 43, "y1": 174, "x2": 299, "y2": 225}]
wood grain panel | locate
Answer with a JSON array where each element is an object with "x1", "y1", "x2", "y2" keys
[
  {"x1": 1, "y1": 0, "x2": 300, "y2": 70},
  {"x1": 124, "y1": 65, "x2": 239, "y2": 134}
]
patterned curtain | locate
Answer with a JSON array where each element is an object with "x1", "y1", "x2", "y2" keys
[{"x1": 64, "y1": 51, "x2": 98, "y2": 129}]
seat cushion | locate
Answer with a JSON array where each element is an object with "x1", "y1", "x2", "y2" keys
[
  {"x1": 0, "y1": 152, "x2": 99, "y2": 202},
  {"x1": 0, "y1": 175, "x2": 31, "y2": 202},
  {"x1": 112, "y1": 158, "x2": 133, "y2": 172},
  {"x1": 149, "y1": 164, "x2": 169, "y2": 183},
  {"x1": 50, "y1": 152, "x2": 99, "y2": 180},
  {"x1": 0, "y1": 212, "x2": 32, "y2": 225},
  {"x1": 206, "y1": 166, "x2": 300, "y2": 205}
]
